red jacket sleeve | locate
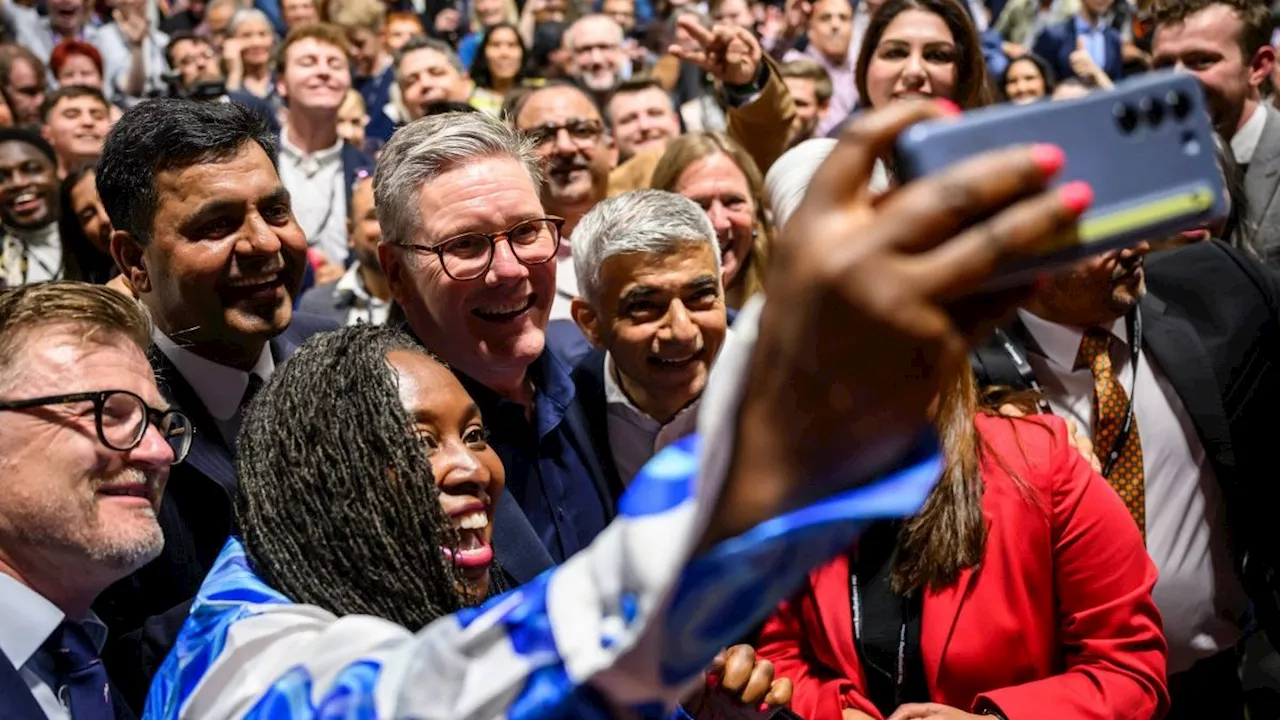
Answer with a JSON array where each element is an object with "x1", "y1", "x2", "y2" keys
[
  {"x1": 756, "y1": 593, "x2": 881, "y2": 720},
  {"x1": 975, "y1": 418, "x2": 1170, "y2": 720}
]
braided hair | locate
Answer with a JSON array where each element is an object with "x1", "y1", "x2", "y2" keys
[{"x1": 235, "y1": 324, "x2": 469, "y2": 629}]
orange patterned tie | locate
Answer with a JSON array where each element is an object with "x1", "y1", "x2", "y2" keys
[{"x1": 1077, "y1": 328, "x2": 1146, "y2": 539}]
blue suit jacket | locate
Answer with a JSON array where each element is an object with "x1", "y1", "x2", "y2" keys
[
  {"x1": 1032, "y1": 17, "x2": 1124, "y2": 84},
  {"x1": 0, "y1": 646, "x2": 137, "y2": 720}
]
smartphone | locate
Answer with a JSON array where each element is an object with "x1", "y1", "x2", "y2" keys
[{"x1": 893, "y1": 71, "x2": 1227, "y2": 288}]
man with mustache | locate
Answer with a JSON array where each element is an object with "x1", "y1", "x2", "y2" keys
[
  {"x1": 274, "y1": 24, "x2": 374, "y2": 269},
  {"x1": 0, "y1": 280, "x2": 189, "y2": 720},
  {"x1": 973, "y1": 240, "x2": 1280, "y2": 719},
  {"x1": 0, "y1": 129, "x2": 62, "y2": 288},
  {"x1": 93, "y1": 99, "x2": 336, "y2": 696}
]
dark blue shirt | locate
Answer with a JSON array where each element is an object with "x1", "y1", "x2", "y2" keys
[
  {"x1": 455, "y1": 349, "x2": 614, "y2": 564},
  {"x1": 358, "y1": 65, "x2": 398, "y2": 145}
]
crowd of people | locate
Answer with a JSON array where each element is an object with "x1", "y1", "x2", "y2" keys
[{"x1": 3, "y1": 0, "x2": 1280, "y2": 718}]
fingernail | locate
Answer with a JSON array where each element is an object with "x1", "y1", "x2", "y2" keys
[
  {"x1": 1059, "y1": 180, "x2": 1094, "y2": 213},
  {"x1": 706, "y1": 673, "x2": 720, "y2": 688},
  {"x1": 935, "y1": 98, "x2": 961, "y2": 115},
  {"x1": 1030, "y1": 144, "x2": 1065, "y2": 175},
  {"x1": 758, "y1": 703, "x2": 771, "y2": 713}
]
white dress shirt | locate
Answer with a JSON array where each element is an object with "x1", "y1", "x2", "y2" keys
[
  {"x1": 1017, "y1": 309, "x2": 1248, "y2": 674},
  {"x1": 152, "y1": 329, "x2": 276, "y2": 448},
  {"x1": 603, "y1": 352, "x2": 701, "y2": 485},
  {"x1": 1231, "y1": 101, "x2": 1268, "y2": 165},
  {"x1": 277, "y1": 131, "x2": 348, "y2": 267},
  {"x1": 0, "y1": 573, "x2": 108, "y2": 720},
  {"x1": 1, "y1": 225, "x2": 62, "y2": 288},
  {"x1": 550, "y1": 254, "x2": 579, "y2": 322},
  {"x1": 335, "y1": 262, "x2": 391, "y2": 326}
]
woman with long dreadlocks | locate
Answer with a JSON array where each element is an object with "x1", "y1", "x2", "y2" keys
[{"x1": 144, "y1": 323, "x2": 940, "y2": 719}]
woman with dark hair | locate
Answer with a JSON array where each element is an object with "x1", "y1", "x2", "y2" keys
[
  {"x1": 58, "y1": 162, "x2": 118, "y2": 285},
  {"x1": 1000, "y1": 53, "x2": 1054, "y2": 104},
  {"x1": 756, "y1": 357, "x2": 1170, "y2": 720},
  {"x1": 469, "y1": 22, "x2": 535, "y2": 116}
]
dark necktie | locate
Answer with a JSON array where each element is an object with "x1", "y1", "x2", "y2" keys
[{"x1": 44, "y1": 621, "x2": 114, "y2": 720}]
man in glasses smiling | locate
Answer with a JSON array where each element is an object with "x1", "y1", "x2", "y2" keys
[{"x1": 0, "y1": 281, "x2": 187, "y2": 719}]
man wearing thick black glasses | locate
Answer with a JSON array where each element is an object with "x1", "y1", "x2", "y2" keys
[{"x1": 0, "y1": 280, "x2": 189, "y2": 720}]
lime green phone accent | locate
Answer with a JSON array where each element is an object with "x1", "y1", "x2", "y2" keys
[{"x1": 1079, "y1": 186, "x2": 1217, "y2": 243}]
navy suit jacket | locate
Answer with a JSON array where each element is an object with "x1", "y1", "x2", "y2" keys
[
  {"x1": 0, "y1": 643, "x2": 136, "y2": 720},
  {"x1": 1032, "y1": 17, "x2": 1124, "y2": 84},
  {"x1": 97, "y1": 313, "x2": 338, "y2": 711}
]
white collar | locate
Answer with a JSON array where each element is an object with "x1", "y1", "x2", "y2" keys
[
  {"x1": 336, "y1": 261, "x2": 388, "y2": 305},
  {"x1": 151, "y1": 329, "x2": 276, "y2": 421},
  {"x1": 1232, "y1": 102, "x2": 1268, "y2": 164},
  {"x1": 1017, "y1": 308, "x2": 1127, "y2": 372},
  {"x1": 0, "y1": 573, "x2": 107, "y2": 670}
]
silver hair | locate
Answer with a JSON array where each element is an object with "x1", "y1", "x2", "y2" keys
[
  {"x1": 563, "y1": 14, "x2": 625, "y2": 50},
  {"x1": 572, "y1": 189, "x2": 720, "y2": 305},
  {"x1": 228, "y1": 7, "x2": 275, "y2": 37},
  {"x1": 374, "y1": 111, "x2": 543, "y2": 247}
]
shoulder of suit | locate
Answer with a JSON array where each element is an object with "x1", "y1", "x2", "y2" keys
[{"x1": 288, "y1": 311, "x2": 343, "y2": 339}]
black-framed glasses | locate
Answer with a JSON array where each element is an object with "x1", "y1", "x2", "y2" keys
[
  {"x1": 0, "y1": 390, "x2": 193, "y2": 465},
  {"x1": 397, "y1": 217, "x2": 564, "y2": 281},
  {"x1": 523, "y1": 119, "x2": 605, "y2": 149}
]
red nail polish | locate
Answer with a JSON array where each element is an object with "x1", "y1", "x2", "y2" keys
[
  {"x1": 706, "y1": 673, "x2": 721, "y2": 688},
  {"x1": 935, "y1": 98, "x2": 961, "y2": 115},
  {"x1": 1030, "y1": 144, "x2": 1065, "y2": 175},
  {"x1": 758, "y1": 703, "x2": 771, "y2": 713},
  {"x1": 1059, "y1": 181, "x2": 1094, "y2": 213}
]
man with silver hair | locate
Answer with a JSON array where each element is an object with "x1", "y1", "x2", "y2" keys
[
  {"x1": 375, "y1": 110, "x2": 618, "y2": 584},
  {"x1": 569, "y1": 189, "x2": 728, "y2": 486}
]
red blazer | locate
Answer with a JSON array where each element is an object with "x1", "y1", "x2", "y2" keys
[{"x1": 757, "y1": 415, "x2": 1169, "y2": 720}]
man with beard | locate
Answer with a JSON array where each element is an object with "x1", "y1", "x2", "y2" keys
[
  {"x1": 0, "y1": 281, "x2": 189, "y2": 720},
  {"x1": 274, "y1": 24, "x2": 374, "y2": 268},
  {"x1": 971, "y1": 240, "x2": 1280, "y2": 720},
  {"x1": 92, "y1": 99, "x2": 336, "y2": 690},
  {"x1": 39, "y1": 86, "x2": 111, "y2": 177},
  {"x1": 563, "y1": 14, "x2": 631, "y2": 103},
  {"x1": 0, "y1": 0, "x2": 98, "y2": 66},
  {"x1": 0, "y1": 129, "x2": 62, "y2": 287},
  {"x1": 1151, "y1": 0, "x2": 1280, "y2": 263}
]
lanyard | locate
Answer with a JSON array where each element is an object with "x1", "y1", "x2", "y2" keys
[{"x1": 997, "y1": 309, "x2": 1142, "y2": 479}]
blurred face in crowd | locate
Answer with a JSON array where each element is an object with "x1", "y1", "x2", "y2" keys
[
  {"x1": 233, "y1": 14, "x2": 275, "y2": 69},
  {"x1": 1004, "y1": 57, "x2": 1047, "y2": 104},
  {"x1": 475, "y1": 0, "x2": 509, "y2": 27},
  {"x1": 347, "y1": 26, "x2": 382, "y2": 77},
  {"x1": 171, "y1": 37, "x2": 223, "y2": 87},
  {"x1": 70, "y1": 169, "x2": 112, "y2": 254},
  {"x1": 4, "y1": 57, "x2": 46, "y2": 126},
  {"x1": 713, "y1": 0, "x2": 755, "y2": 30},
  {"x1": 278, "y1": 38, "x2": 351, "y2": 114},
  {"x1": 380, "y1": 157, "x2": 555, "y2": 393},
  {"x1": 282, "y1": 0, "x2": 319, "y2": 28},
  {"x1": 347, "y1": 176, "x2": 380, "y2": 269},
  {"x1": 47, "y1": 0, "x2": 88, "y2": 35},
  {"x1": 1080, "y1": 0, "x2": 1113, "y2": 21},
  {"x1": 205, "y1": 2, "x2": 236, "y2": 48},
  {"x1": 388, "y1": 349, "x2": 505, "y2": 596},
  {"x1": 782, "y1": 75, "x2": 826, "y2": 142},
  {"x1": 0, "y1": 96, "x2": 11, "y2": 127},
  {"x1": 55, "y1": 53, "x2": 103, "y2": 90},
  {"x1": 607, "y1": 86, "x2": 680, "y2": 161},
  {"x1": 672, "y1": 152, "x2": 755, "y2": 288},
  {"x1": 603, "y1": 0, "x2": 637, "y2": 33},
  {"x1": 566, "y1": 16, "x2": 627, "y2": 92},
  {"x1": 864, "y1": 9, "x2": 959, "y2": 108},
  {"x1": 1028, "y1": 242, "x2": 1151, "y2": 327},
  {"x1": 118, "y1": 142, "x2": 308, "y2": 360},
  {"x1": 808, "y1": 0, "x2": 853, "y2": 63},
  {"x1": 1152, "y1": 4, "x2": 1274, "y2": 137},
  {"x1": 42, "y1": 94, "x2": 110, "y2": 169},
  {"x1": 0, "y1": 327, "x2": 171, "y2": 595},
  {"x1": 384, "y1": 16, "x2": 425, "y2": 53},
  {"x1": 337, "y1": 91, "x2": 368, "y2": 148},
  {"x1": 515, "y1": 85, "x2": 614, "y2": 221},
  {"x1": 484, "y1": 26, "x2": 525, "y2": 84},
  {"x1": 398, "y1": 47, "x2": 470, "y2": 121},
  {"x1": 574, "y1": 242, "x2": 727, "y2": 423},
  {"x1": 0, "y1": 141, "x2": 58, "y2": 230}
]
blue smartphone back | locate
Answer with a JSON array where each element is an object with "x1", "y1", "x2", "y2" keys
[{"x1": 894, "y1": 71, "x2": 1226, "y2": 286}]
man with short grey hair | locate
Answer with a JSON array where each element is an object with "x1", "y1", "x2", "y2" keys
[
  {"x1": 569, "y1": 189, "x2": 728, "y2": 485},
  {"x1": 375, "y1": 111, "x2": 618, "y2": 584},
  {"x1": 563, "y1": 14, "x2": 630, "y2": 95}
]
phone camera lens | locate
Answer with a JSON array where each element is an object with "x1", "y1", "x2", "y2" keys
[
  {"x1": 1114, "y1": 102, "x2": 1140, "y2": 133},
  {"x1": 1168, "y1": 90, "x2": 1193, "y2": 120},
  {"x1": 1142, "y1": 97, "x2": 1165, "y2": 127}
]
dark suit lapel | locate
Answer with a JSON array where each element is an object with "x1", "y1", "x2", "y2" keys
[
  {"x1": 0, "y1": 649, "x2": 46, "y2": 720},
  {"x1": 1245, "y1": 105, "x2": 1280, "y2": 224},
  {"x1": 492, "y1": 491, "x2": 555, "y2": 584},
  {"x1": 150, "y1": 351, "x2": 237, "y2": 495},
  {"x1": 1139, "y1": 295, "x2": 1236, "y2": 479}
]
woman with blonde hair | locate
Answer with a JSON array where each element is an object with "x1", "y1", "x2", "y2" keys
[{"x1": 650, "y1": 132, "x2": 770, "y2": 311}]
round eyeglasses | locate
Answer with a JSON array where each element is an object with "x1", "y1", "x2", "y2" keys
[
  {"x1": 398, "y1": 217, "x2": 564, "y2": 282},
  {"x1": 0, "y1": 390, "x2": 193, "y2": 465}
]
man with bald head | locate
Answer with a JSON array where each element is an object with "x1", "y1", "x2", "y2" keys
[{"x1": 563, "y1": 14, "x2": 631, "y2": 99}]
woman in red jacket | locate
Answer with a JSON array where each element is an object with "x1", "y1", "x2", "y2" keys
[{"x1": 755, "y1": 364, "x2": 1169, "y2": 720}]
